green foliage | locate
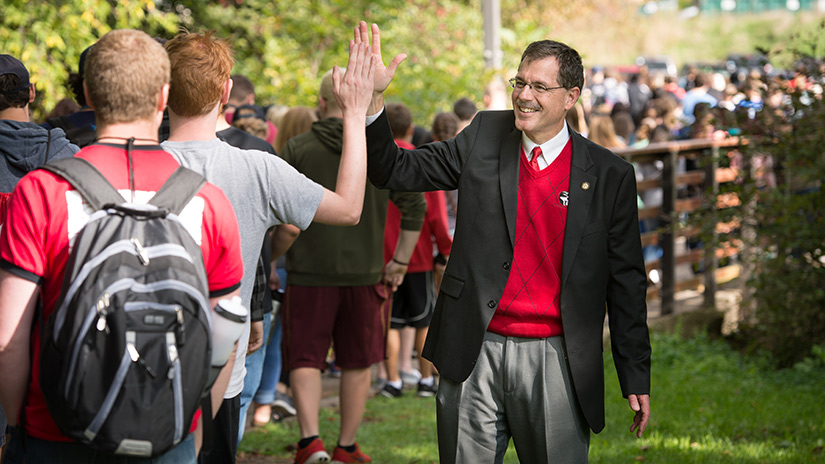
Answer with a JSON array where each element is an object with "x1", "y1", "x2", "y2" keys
[
  {"x1": 792, "y1": 344, "x2": 825, "y2": 375},
  {"x1": 683, "y1": 21, "x2": 825, "y2": 370},
  {"x1": 5, "y1": 1, "x2": 824, "y2": 129},
  {"x1": 708, "y1": 24, "x2": 825, "y2": 367},
  {"x1": 377, "y1": 1, "x2": 486, "y2": 124},
  {"x1": 164, "y1": 0, "x2": 485, "y2": 125},
  {"x1": 771, "y1": 18, "x2": 825, "y2": 69},
  {"x1": 745, "y1": 128, "x2": 825, "y2": 366},
  {"x1": 0, "y1": 0, "x2": 180, "y2": 121}
]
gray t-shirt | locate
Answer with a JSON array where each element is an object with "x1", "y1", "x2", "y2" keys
[{"x1": 162, "y1": 138, "x2": 323, "y2": 397}]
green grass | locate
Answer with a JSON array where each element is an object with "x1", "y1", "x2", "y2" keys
[
  {"x1": 240, "y1": 333, "x2": 825, "y2": 463},
  {"x1": 594, "y1": 332, "x2": 825, "y2": 463}
]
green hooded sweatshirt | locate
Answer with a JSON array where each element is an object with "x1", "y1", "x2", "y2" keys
[{"x1": 280, "y1": 117, "x2": 426, "y2": 286}]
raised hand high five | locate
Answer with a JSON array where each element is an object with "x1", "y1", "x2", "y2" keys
[
  {"x1": 314, "y1": 39, "x2": 376, "y2": 226},
  {"x1": 353, "y1": 21, "x2": 407, "y2": 114},
  {"x1": 332, "y1": 40, "x2": 377, "y2": 117}
]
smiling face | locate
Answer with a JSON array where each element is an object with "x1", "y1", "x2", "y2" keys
[{"x1": 512, "y1": 56, "x2": 580, "y2": 144}]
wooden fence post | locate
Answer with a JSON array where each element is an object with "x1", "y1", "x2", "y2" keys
[
  {"x1": 704, "y1": 146, "x2": 719, "y2": 308},
  {"x1": 660, "y1": 148, "x2": 677, "y2": 315}
]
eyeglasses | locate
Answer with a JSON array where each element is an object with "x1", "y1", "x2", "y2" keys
[{"x1": 509, "y1": 77, "x2": 566, "y2": 95}]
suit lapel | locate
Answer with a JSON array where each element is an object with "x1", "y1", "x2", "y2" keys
[
  {"x1": 499, "y1": 129, "x2": 522, "y2": 248},
  {"x1": 561, "y1": 132, "x2": 597, "y2": 287}
]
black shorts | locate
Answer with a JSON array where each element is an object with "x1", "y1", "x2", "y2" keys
[
  {"x1": 390, "y1": 271, "x2": 436, "y2": 329},
  {"x1": 198, "y1": 395, "x2": 240, "y2": 464}
]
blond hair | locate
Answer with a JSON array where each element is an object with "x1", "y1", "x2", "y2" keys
[
  {"x1": 319, "y1": 68, "x2": 342, "y2": 114},
  {"x1": 588, "y1": 113, "x2": 626, "y2": 149},
  {"x1": 274, "y1": 106, "x2": 317, "y2": 153},
  {"x1": 165, "y1": 31, "x2": 234, "y2": 117},
  {"x1": 84, "y1": 29, "x2": 170, "y2": 124},
  {"x1": 232, "y1": 117, "x2": 268, "y2": 140}
]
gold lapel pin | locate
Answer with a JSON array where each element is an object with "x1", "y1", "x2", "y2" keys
[{"x1": 581, "y1": 182, "x2": 590, "y2": 190}]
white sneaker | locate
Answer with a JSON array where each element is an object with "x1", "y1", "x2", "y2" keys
[
  {"x1": 272, "y1": 391, "x2": 296, "y2": 417},
  {"x1": 400, "y1": 368, "x2": 422, "y2": 386}
]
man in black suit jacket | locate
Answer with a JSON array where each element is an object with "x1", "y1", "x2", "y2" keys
[{"x1": 356, "y1": 22, "x2": 651, "y2": 463}]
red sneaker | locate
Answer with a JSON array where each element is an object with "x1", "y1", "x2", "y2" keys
[
  {"x1": 331, "y1": 442, "x2": 371, "y2": 463},
  {"x1": 294, "y1": 437, "x2": 330, "y2": 464}
]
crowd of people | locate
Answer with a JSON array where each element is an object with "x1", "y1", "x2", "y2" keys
[{"x1": 1, "y1": 17, "x2": 819, "y2": 464}]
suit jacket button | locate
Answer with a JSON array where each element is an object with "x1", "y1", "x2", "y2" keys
[
  {"x1": 502, "y1": 262, "x2": 510, "y2": 270},
  {"x1": 487, "y1": 300, "x2": 497, "y2": 308}
]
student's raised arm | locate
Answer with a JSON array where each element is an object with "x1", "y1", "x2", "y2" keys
[{"x1": 311, "y1": 41, "x2": 376, "y2": 225}]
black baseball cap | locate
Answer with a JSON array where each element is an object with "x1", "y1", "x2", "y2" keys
[
  {"x1": 78, "y1": 44, "x2": 93, "y2": 77},
  {"x1": 0, "y1": 54, "x2": 30, "y2": 94}
]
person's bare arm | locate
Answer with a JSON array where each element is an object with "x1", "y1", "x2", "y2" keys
[
  {"x1": 247, "y1": 320, "x2": 264, "y2": 354},
  {"x1": 271, "y1": 224, "x2": 300, "y2": 261},
  {"x1": 384, "y1": 192, "x2": 426, "y2": 290},
  {"x1": 311, "y1": 41, "x2": 376, "y2": 225},
  {"x1": 383, "y1": 229, "x2": 421, "y2": 292},
  {"x1": 207, "y1": 289, "x2": 241, "y2": 416},
  {"x1": 0, "y1": 270, "x2": 39, "y2": 428}
]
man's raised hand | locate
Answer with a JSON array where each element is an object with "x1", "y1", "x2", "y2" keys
[{"x1": 353, "y1": 21, "x2": 406, "y2": 113}]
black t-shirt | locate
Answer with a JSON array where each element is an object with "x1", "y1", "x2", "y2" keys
[
  {"x1": 42, "y1": 110, "x2": 97, "y2": 148},
  {"x1": 217, "y1": 126, "x2": 276, "y2": 155}
]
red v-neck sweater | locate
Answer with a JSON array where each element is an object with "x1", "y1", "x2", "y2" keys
[{"x1": 487, "y1": 139, "x2": 572, "y2": 338}]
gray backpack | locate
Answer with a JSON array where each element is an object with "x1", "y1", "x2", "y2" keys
[{"x1": 38, "y1": 155, "x2": 213, "y2": 457}]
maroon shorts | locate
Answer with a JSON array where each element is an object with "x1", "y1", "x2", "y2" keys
[{"x1": 282, "y1": 283, "x2": 391, "y2": 370}]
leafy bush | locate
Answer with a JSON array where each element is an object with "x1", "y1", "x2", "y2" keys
[
  {"x1": 5, "y1": 2, "x2": 824, "y2": 125},
  {"x1": 708, "y1": 23, "x2": 825, "y2": 367}
]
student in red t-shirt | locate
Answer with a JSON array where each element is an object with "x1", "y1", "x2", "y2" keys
[
  {"x1": 380, "y1": 104, "x2": 453, "y2": 400},
  {"x1": 0, "y1": 30, "x2": 243, "y2": 464}
]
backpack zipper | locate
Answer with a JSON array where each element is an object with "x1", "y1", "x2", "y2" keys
[
  {"x1": 63, "y1": 281, "x2": 210, "y2": 401},
  {"x1": 166, "y1": 332, "x2": 184, "y2": 444},
  {"x1": 83, "y1": 332, "x2": 135, "y2": 442},
  {"x1": 53, "y1": 241, "x2": 197, "y2": 340},
  {"x1": 95, "y1": 293, "x2": 110, "y2": 333}
]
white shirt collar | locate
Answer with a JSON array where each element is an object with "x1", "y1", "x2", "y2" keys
[{"x1": 521, "y1": 121, "x2": 570, "y2": 170}]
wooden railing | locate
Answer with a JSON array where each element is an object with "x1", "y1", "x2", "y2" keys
[{"x1": 614, "y1": 138, "x2": 745, "y2": 315}]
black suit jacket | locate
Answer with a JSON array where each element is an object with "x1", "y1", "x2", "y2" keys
[{"x1": 367, "y1": 109, "x2": 651, "y2": 433}]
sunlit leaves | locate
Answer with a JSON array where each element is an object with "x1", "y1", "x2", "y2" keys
[{"x1": 1, "y1": 0, "x2": 179, "y2": 121}]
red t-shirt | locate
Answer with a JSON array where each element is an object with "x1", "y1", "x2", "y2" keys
[
  {"x1": 0, "y1": 143, "x2": 243, "y2": 441},
  {"x1": 0, "y1": 192, "x2": 10, "y2": 226},
  {"x1": 487, "y1": 140, "x2": 572, "y2": 338},
  {"x1": 383, "y1": 140, "x2": 452, "y2": 273}
]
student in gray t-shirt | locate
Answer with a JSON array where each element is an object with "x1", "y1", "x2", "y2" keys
[{"x1": 161, "y1": 31, "x2": 376, "y2": 462}]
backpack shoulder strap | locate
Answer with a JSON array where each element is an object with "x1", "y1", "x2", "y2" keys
[
  {"x1": 40, "y1": 158, "x2": 123, "y2": 211},
  {"x1": 149, "y1": 166, "x2": 207, "y2": 216}
]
